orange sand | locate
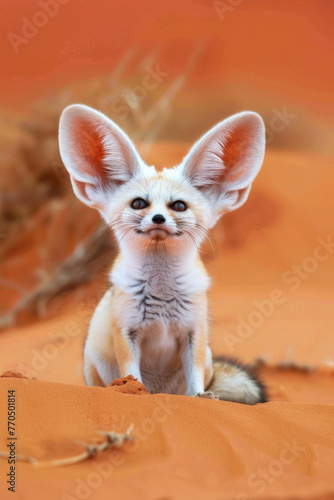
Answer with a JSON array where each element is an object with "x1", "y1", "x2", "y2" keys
[
  {"x1": 109, "y1": 375, "x2": 150, "y2": 395},
  {"x1": 0, "y1": 377, "x2": 334, "y2": 500},
  {"x1": 0, "y1": 148, "x2": 334, "y2": 499}
]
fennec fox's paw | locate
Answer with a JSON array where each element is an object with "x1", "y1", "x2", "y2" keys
[
  {"x1": 196, "y1": 391, "x2": 219, "y2": 400},
  {"x1": 206, "y1": 357, "x2": 267, "y2": 405}
]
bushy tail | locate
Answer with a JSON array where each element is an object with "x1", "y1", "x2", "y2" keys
[{"x1": 206, "y1": 357, "x2": 267, "y2": 405}]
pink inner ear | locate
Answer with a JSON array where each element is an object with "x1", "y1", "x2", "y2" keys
[
  {"x1": 71, "y1": 117, "x2": 106, "y2": 181},
  {"x1": 222, "y1": 121, "x2": 255, "y2": 183}
]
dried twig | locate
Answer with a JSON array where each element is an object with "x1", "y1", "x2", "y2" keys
[
  {"x1": 0, "y1": 425, "x2": 134, "y2": 468},
  {"x1": 0, "y1": 224, "x2": 115, "y2": 328},
  {"x1": 252, "y1": 356, "x2": 315, "y2": 373}
]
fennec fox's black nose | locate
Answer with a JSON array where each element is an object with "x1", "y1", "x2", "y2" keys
[{"x1": 152, "y1": 214, "x2": 166, "y2": 224}]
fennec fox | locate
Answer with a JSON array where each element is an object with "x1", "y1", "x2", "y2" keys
[{"x1": 59, "y1": 104, "x2": 266, "y2": 404}]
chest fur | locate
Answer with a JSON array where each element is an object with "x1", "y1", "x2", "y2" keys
[
  {"x1": 131, "y1": 271, "x2": 193, "y2": 324},
  {"x1": 112, "y1": 256, "x2": 210, "y2": 330}
]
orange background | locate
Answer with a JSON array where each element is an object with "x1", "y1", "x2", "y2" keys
[
  {"x1": 0, "y1": 2, "x2": 334, "y2": 499},
  {"x1": 0, "y1": 0, "x2": 333, "y2": 150}
]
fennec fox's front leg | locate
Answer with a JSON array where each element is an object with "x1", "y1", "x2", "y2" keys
[
  {"x1": 181, "y1": 313, "x2": 214, "y2": 397},
  {"x1": 182, "y1": 335, "x2": 206, "y2": 396},
  {"x1": 83, "y1": 289, "x2": 117, "y2": 387},
  {"x1": 84, "y1": 289, "x2": 142, "y2": 387}
]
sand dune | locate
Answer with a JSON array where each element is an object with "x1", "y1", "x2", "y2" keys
[
  {"x1": 0, "y1": 375, "x2": 334, "y2": 500},
  {"x1": 0, "y1": 149, "x2": 333, "y2": 499}
]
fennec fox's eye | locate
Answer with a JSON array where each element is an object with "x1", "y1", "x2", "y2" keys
[
  {"x1": 131, "y1": 198, "x2": 149, "y2": 210},
  {"x1": 170, "y1": 201, "x2": 187, "y2": 212}
]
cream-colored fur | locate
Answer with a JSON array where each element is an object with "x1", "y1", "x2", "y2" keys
[{"x1": 59, "y1": 104, "x2": 266, "y2": 402}]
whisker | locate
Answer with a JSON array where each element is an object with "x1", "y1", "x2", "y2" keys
[
  {"x1": 177, "y1": 221, "x2": 217, "y2": 258},
  {"x1": 118, "y1": 227, "x2": 136, "y2": 243}
]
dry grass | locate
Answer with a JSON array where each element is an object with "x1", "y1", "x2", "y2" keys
[{"x1": 0, "y1": 43, "x2": 205, "y2": 327}]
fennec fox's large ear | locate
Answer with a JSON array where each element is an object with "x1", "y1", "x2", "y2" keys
[
  {"x1": 59, "y1": 104, "x2": 142, "y2": 210},
  {"x1": 180, "y1": 112, "x2": 265, "y2": 227}
]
